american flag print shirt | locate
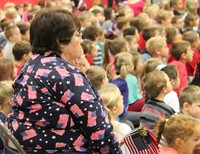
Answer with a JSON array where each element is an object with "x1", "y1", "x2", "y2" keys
[{"x1": 6, "y1": 51, "x2": 121, "y2": 154}]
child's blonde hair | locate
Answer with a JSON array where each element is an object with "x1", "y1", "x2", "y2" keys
[
  {"x1": 156, "y1": 10, "x2": 173, "y2": 24},
  {"x1": 98, "y1": 83, "x2": 121, "y2": 111},
  {"x1": 114, "y1": 52, "x2": 134, "y2": 79},
  {"x1": 0, "y1": 80, "x2": 12, "y2": 105},
  {"x1": 155, "y1": 114, "x2": 200, "y2": 146},
  {"x1": 85, "y1": 66, "x2": 106, "y2": 90},
  {"x1": 146, "y1": 36, "x2": 167, "y2": 56},
  {"x1": 143, "y1": 4, "x2": 160, "y2": 18},
  {"x1": 171, "y1": 40, "x2": 190, "y2": 60},
  {"x1": 142, "y1": 70, "x2": 167, "y2": 99},
  {"x1": 179, "y1": 85, "x2": 200, "y2": 109}
]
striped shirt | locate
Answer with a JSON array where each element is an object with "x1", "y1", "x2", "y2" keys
[{"x1": 140, "y1": 99, "x2": 175, "y2": 133}]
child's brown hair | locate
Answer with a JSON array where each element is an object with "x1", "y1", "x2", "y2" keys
[
  {"x1": 0, "y1": 57, "x2": 15, "y2": 81},
  {"x1": 142, "y1": 70, "x2": 167, "y2": 99},
  {"x1": 85, "y1": 66, "x2": 106, "y2": 90},
  {"x1": 102, "y1": 37, "x2": 128, "y2": 68},
  {"x1": 12, "y1": 40, "x2": 31, "y2": 61},
  {"x1": 179, "y1": 85, "x2": 200, "y2": 109},
  {"x1": 171, "y1": 40, "x2": 190, "y2": 60}
]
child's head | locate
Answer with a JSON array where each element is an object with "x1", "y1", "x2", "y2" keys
[
  {"x1": 146, "y1": 36, "x2": 169, "y2": 59},
  {"x1": 17, "y1": 22, "x2": 30, "y2": 41},
  {"x1": 179, "y1": 85, "x2": 200, "y2": 119},
  {"x1": 98, "y1": 83, "x2": 123, "y2": 118},
  {"x1": 156, "y1": 9, "x2": 173, "y2": 27},
  {"x1": 91, "y1": 9, "x2": 105, "y2": 23},
  {"x1": 82, "y1": 25, "x2": 99, "y2": 41},
  {"x1": 12, "y1": 40, "x2": 32, "y2": 63},
  {"x1": 104, "y1": 7, "x2": 115, "y2": 20},
  {"x1": 0, "y1": 57, "x2": 15, "y2": 81},
  {"x1": 143, "y1": 4, "x2": 160, "y2": 19},
  {"x1": 130, "y1": 52, "x2": 143, "y2": 76},
  {"x1": 114, "y1": 52, "x2": 134, "y2": 79},
  {"x1": 123, "y1": 26, "x2": 139, "y2": 41},
  {"x1": 124, "y1": 35, "x2": 138, "y2": 52},
  {"x1": 165, "y1": 27, "x2": 178, "y2": 44},
  {"x1": 142, "y1": 26, "x2": 160, "y2": 41},
  {"x1": 118, "y1": 5, "x2": 134, "y2": 21},
  {"x1": 156, "y1": 114, "x2": 200, "y2": 154},
  {"x1": 137, "y1": 13, "x2": 152, "y2": 33},
  {"x1": 85, "y1": 66, "x2": 108, "y2": 90},
  {"x1": 0, "y1": 19, "x2": 14, "y2": 31},
  {"x1": 142, "y1": 70, "x2": 172, "y2": 99},
  {"x1": 171, "y1": 40, "x2": 193, "y2": 62},
  {"x1": 185, "y1": 0, "x2": 199, "y2": 14},
  {"x1": 184, "y1": 13, "x2": 198, "y2": 27},
  {"x1": 171, "y1": 0, "x2": 183, "y2": 11},
  {"x1": 103, "y1": 37, "x2": 129, "y2": 68},
  {"x1": 141, "y1": 58, "x2": 162, "y2": 78},
  {"x1": 4, "y1": 25, "x2": 22, "y2": 43},
  {"x1": 79, "y1": 11, "x2": 93, "y2": 28},
  {"x1": 0, "y1": 80, "x2": 12, "y2": 116},
  {"x1": 81, "y1": 39, "x2": 98, "y2": 58},
  {"x1": 182, "y1": 31, "x2": 199, "y2": 51},
  {"x1": 160, "y1": 64, "x2": 180, "y2": 89},
  {"x1": 116, "y1": 16, "x2": 130, "y2": 32},
  {"x1": 172, "y1": 15, "x2": 184, "y2": 30}
]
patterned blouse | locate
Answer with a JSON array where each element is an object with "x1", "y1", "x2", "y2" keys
[{"x1": 6, "y1": 51, "x2": 121, "y2": 154}]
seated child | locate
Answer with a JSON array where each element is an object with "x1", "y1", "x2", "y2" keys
[
  {"x1": 85, "y1": 66, "x2": 108, "y2": 90},
  {"x1": 155, "y1": 114, "x2": 200, "y2": 154},
  {"x1": 170, "y1": 40, "x2": 194, "y2": 96},
  {"x1": 158, "y1": 64, "x2": 180, "y2": 113},
  {"x1": 179, "y1": 85, "x2": 200, "y2": 119},
  {"x1": 140, "y1": 70, "x2": 175, "y2": 133},
  {"x1": 12, "y1": 40, "x2": 32, "y2": 76},
  {"x1": 98, "y1": 83, "x2": 132, "y2": 143}
]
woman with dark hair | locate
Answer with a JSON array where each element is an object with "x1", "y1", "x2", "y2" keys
[{"x1": 6, "y1": 8, "x2": 121, "y2": 154}]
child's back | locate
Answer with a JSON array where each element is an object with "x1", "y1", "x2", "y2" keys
[{"x1": 140, "y1": 70, "x2": 175, "y2": 133}]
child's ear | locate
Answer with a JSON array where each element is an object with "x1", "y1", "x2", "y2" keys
[
  {"x1": 111, "y1": 106, "x2": 117, "y2": 114},
  {"x1": 180, "y1": 52, "x2": 186, "y2": 60},
  {"x1": 174, "y1": 137, "x2": 183, "y2": 149},
  {"x1": 162, "y1": 86, "x2": 168, "y2": 94},
  {"x1": 182, "y1": 102, "x2": 190, "y2": 112},
  {"x1": 155, "y1": 49, "x2": 160, "y2": 55},
  {"x1": 170, "y1": 79, "x2": 175, "y2": 86}
]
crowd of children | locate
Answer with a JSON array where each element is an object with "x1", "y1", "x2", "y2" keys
[{"x1": 1, "y1": 0, "x2": 200, "y2": 153}]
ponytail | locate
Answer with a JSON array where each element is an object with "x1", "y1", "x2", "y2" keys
[
  {"x1": 156, "y1": 118, "x2": 167, "y2": 144},
  {"x1": 102, "y1": 39, "x2": 112, "y2": 69}
]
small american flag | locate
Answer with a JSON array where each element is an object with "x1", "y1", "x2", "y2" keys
[{"x1": 124, "y1": 127, "x2": 159, "y2": 154}]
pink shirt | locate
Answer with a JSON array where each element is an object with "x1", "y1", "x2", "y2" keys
[
  {"x1": 128, "y1": 0, "x2": 145, "y2": 16},
  {"x1": 159, "y1": 146, "x2": 179, "y2": 154}
]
